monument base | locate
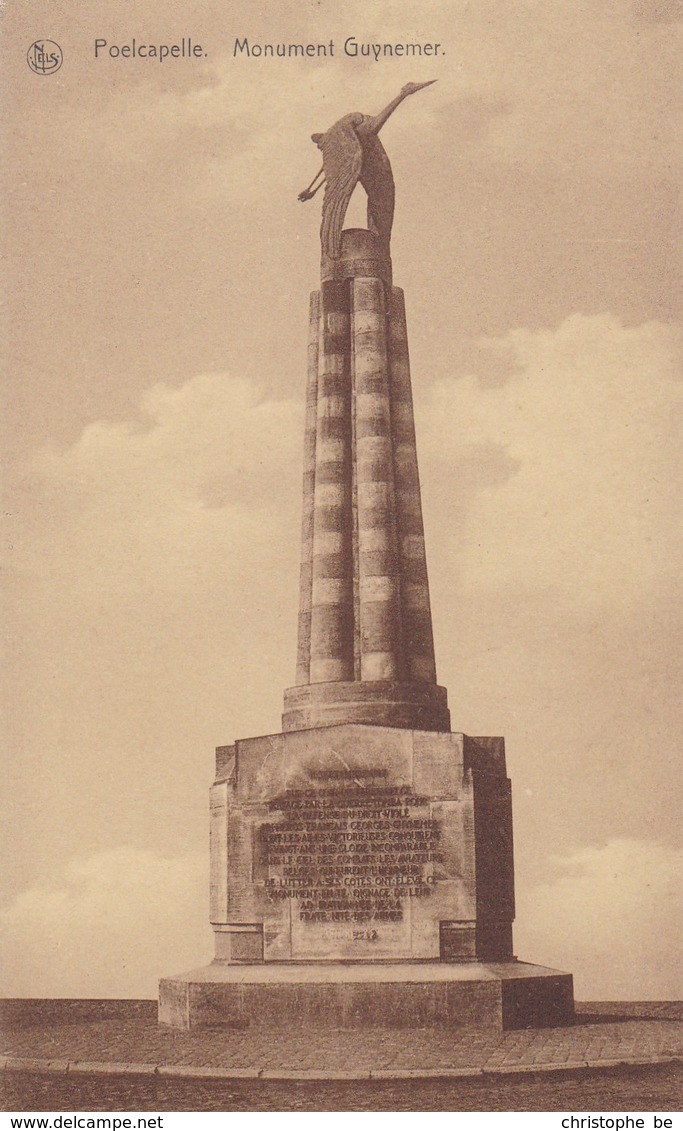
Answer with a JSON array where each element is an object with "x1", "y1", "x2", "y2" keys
[{"x1": 159, "y1": 960, "x2": 574, "y2": 1031}]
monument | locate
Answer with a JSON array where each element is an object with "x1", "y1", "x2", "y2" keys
[{"x1": 159, "y1": 84, "x2": 575, "y2": 1031}]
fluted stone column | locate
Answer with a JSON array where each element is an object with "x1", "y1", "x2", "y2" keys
[
  {"x1": 308, "y1": 280, "x2": 354, "y2": 683},
  {"x1": 295, "y1": 291, "x2": 320, "y2": 685},
  {"x1": 283, "y1": 228, "x2": 450, "y2": 734},
  {"x1": 388, "y1": 288, "x2": 438, "y2": 684},
  {"x1": 353, "y1": 275, "x2": 403, "y2": 682}
]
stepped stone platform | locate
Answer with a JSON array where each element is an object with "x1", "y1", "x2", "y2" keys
[{"x1": 159, "y1": 960, "x2": 574, "y2": 1031}]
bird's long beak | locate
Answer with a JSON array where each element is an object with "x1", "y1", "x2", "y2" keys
[{"x1": 415, "y1": 80, "x2": 437, "y2": 90}]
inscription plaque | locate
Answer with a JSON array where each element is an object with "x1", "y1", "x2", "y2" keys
[{"x1": 262, "y1": 786, "x2": 442, "y2": 923}]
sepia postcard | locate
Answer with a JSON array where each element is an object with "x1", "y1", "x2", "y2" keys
[{"x1": 2, "y1": 0, "x2": 682, "y2": 1115}]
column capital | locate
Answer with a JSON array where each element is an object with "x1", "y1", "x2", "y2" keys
[{"x1": 321, "y1": 228, "x2": 393, "y2": 288}]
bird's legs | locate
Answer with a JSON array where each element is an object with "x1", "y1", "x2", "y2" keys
[{"x1": 298, "y1": 167, "x2": 325, "y2": 202}]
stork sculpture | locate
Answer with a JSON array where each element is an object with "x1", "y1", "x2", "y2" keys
[{"x1": 298, "y1": 81, "x2": 436, "y2": 259}]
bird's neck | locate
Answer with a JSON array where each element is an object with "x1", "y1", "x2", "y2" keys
[{"x1": 364, "y1": 90, "x2": 408, "y2": 136}]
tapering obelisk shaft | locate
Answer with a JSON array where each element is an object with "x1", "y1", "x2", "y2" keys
[
  {"x1": 285, "y1": 229, "x2": 449, "y2": 733},
  {"x1": 353, "y1": 276, "x2": 403, "y2": 682},
  {"x1": 388, "y1": 288, "x2": 438, "y2": 684},
  {"x1": 308, "y1": 280, "x2": 354, "y2": 683},
  {"x1": 295, "y1": 291, "x2": 320, "y2": 686}
]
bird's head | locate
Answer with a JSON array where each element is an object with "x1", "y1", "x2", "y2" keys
[{"x1": 401, "y1": 80, "x2": 437, "y2": 96}]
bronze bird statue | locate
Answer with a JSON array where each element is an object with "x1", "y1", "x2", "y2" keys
[{"x1": 298, "y1": 81, "x2": 436, "y2": 259}]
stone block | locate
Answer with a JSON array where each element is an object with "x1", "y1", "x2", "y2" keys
[
  {"x1": 158, "y1": 961, "x2": 575, "y2": 1031},
  {"x1": 207, "y1": 723, "x2": 515, "y2": 965}
]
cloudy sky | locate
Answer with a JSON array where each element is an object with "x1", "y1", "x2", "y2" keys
[{"x1": 2, "y1": 0, "x2": 682, "y2": 1000}]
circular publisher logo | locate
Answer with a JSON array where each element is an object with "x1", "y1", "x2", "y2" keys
[{"x1": 27, "y1": 40, "x2": 63, "y2": 75}]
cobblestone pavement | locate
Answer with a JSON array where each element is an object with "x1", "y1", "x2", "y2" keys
[{"x1": 2, "y1": 1003, "x2": 682, "y2": 1080}]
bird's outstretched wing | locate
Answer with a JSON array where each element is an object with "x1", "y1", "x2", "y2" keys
[{"x1": 319, "y1": 119, "x2": 363, "y2": 258}]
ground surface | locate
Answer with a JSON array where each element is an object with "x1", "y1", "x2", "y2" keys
[
  {"x1": 2, "y1": 1001, "x2": 682, "y2": 1111},
  {"x1": 2, "y1": 1063, "x2": 681, "y2": 1111}
]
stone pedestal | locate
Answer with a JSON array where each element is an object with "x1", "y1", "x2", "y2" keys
[
  {"x1": 209, "y1": 724, "x2": 515, "y2": 964},
  {"x1": 158, "y1": 723, "x2": 574, "y2": 1029}
]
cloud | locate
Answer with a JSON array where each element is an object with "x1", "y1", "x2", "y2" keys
[
  {"x1": 19, "y1": 371, "x2": 302, "y2": 599},
  {"x1": 0, "y1": 849, "x2": 211, "y2": 998},
  {"x1": 419, "y1": 313, "x2": 682, "y2": 607},
  {"x1": 5, "y1": 372, "x2": 304, "y2": 884},
  {"x1": 34, "y1": 0, "x2": 681, "y2": 187},
  {"x1": 3, "y1": 838, "x2": 679, "y2": 1001},
  {"x1": 417, "y1": 314, "x2": 682, "y2": 861},
  {"x1": 516, "y1": 838, "x2": 683, "y2": 999},
  {"x1": 6, "y1": 319, "x2": 682, "y2": 997},
  {"x1": 19, "y1": 313, "x2": 679, "y2": 635},
  {"x1": 632, "y1": 0, "x2": 683, "y2": 24}
]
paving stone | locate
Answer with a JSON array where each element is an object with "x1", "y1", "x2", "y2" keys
[
  {"x1": 2, "y1": 1002, "x2": 681, "y2": 1081},
  {"x1": 68, "y1": 1061, "x2": 157, "y2": 1076},
  {"x1": 156, "y1": 1065, "x2": 261, "y2": 1079}
]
